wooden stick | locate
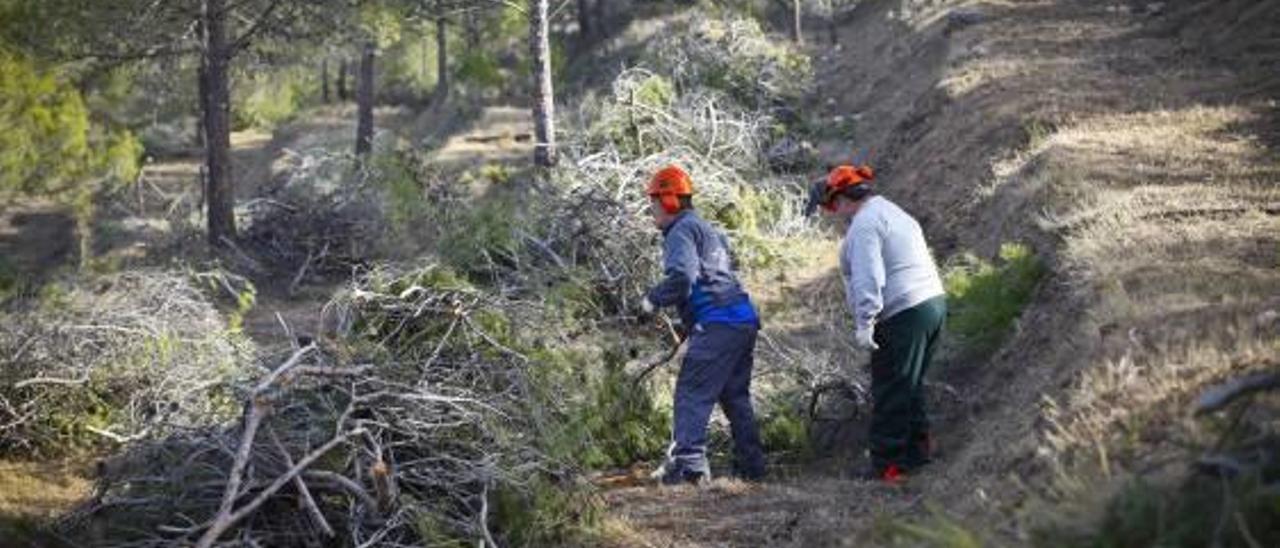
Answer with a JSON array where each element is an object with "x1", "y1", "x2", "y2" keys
[
  {"x1": 270, "y1": 429, "x2": 334, "y2": 538},
  {"x1": 195, "y1": 427, "x2": 365, "y2": 547},
  {"x1": 1195, "y1": 372, "x2": 1280, "y2": 415}
]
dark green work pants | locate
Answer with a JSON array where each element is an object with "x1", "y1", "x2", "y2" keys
[{"x1": 869, "y1": 295, "x2": 946, "y2": 471}]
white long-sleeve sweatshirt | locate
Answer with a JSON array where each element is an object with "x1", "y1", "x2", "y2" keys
[{"x1": 839, "y1": 196, "x2": 945, "y2": 330}]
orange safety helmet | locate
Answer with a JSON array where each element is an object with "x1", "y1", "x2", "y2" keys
[
  {"x1": 647, "y1": 165, "x2": 694, "y2": 214},
  {"x1": 817, "y1": 164, "x2": 875, "y2": 212}
]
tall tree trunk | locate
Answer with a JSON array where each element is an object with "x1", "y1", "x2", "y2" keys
[
  {"x1": 337, "y1": 59, "x2": 349, "y2": 101},
  {"x1": 465, "y1": 10, "x2": 481, "y2": 50},
  {"x1": 321, "y1": 58, "x2": 331, "y2": 103},
  {"x1": 592, "y1": 0, "x2": 606, "y2": 38},
  {"x1": 435, "y1": 18, "x2": 449, "y2": 101},
  {"x1": 202, "y1": 0, "x2": 235, "y2": 245},
  {"x1": 792, "y1": 0, "x2": 803, "y2": 44},
  {"x1": 576, "y1": 0, "x2": 592, "y2": 42},
  {"x1": 530, "y1": 0, "x2": 557, "y2": 167},
  {"x1": 355, "y1": 40, "x2": 375, "y2": 157}
]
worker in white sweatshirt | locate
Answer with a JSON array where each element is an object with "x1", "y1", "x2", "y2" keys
[{"x1": 813, "y1": 164, "x2": 947, "y2": 482}]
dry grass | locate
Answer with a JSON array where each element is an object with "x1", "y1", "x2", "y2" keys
[
  {"x1": 0, "y1": 460, "x2": 92, "y2": 520},
  {"x1": 0, "y1": 458, "x2": 93, "y2": 546}
]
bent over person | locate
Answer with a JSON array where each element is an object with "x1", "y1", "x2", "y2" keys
[
  {"x1": 814, "y1": 164, "x2": 947, "y2": 482},
  {"x1": 640, "y1": 165, "x2": 765, "y2": 485}
]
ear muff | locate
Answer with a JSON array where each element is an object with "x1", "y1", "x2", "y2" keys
[
  {"x1": 647, "y1": 165, "x2": 694, "y2": 214},
  {"x1": 819, "y1": 164, "x2": 875, "y2": 211},
  {"x1": 658, "y1": 193, "x2": 682, "y2": 214}
]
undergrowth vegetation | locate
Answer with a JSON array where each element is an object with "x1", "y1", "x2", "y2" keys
[{"x1": 943, "y1": 243, "x2": 1046, "y2": 355}]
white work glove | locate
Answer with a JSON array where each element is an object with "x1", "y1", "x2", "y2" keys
[
  {"x1": 640, "y1": 296, "x2": 656, "y2": 315},
  {"x1": 855, "y1": 326, "x2": 879, "y2": 351}
]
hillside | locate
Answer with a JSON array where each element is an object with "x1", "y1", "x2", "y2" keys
[{"x1": 600, "y1": 0, "x2": 1280, "y2": 545}]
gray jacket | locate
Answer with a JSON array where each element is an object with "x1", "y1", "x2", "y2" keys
[{"x1": 840, "y1": 196, "x2": 945, "y2": 330}]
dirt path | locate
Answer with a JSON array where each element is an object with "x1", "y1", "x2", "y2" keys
[{"x1": 431, "y1": 105, "x2": 533, "y2": 170}]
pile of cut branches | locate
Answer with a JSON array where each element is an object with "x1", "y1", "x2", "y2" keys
[
  {"x1": 66, "y1": 266, "x2": 576, "y2": 547},
  {"x1": 0, "y1": 270, "x2": 253, "y2": 456},
  {"x1": 236, "y1": 148, "x2": 390, "y2": 288}
]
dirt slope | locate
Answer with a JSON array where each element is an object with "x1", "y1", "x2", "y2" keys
[{"x1": 602, "y1": 1, "x2": 1280, "y2": 545}]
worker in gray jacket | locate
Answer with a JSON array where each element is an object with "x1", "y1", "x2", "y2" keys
[
  {"x1": 641, "y1": 164, "x2": 765, "y2": 485},
  {"x1": 813, "y1": 164, "x2": 947, "y2": 482}
]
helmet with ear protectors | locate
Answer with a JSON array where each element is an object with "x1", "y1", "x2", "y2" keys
[
  {"x1": 808, "y1": 164, "x2": 875, "y2": 214},
  {"x1": 647, "y1": 165, "x2": 694, "y2": 214}
]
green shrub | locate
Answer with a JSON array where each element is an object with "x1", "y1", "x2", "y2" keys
[
  {"x1": 874, "y1": 505, "x2": 986, "y2": 548},
  {"x1": 457, "y1": 50, "x2": 503, "y2": 89},
  {"x1": 101, "y1": 128, "x2": 143, "y2": 184},
  {"x1": 233, "y1": 68, "x2": 313, "y2": 129},
  {"x1": 492, "y1": 475, "x2": 602, "y2": 547},
  {"x1": 440, "y1": 197, "x2": 520, "y2": 277},
  {"x1": 717, "y1": 185, "x2": 781, "y2": 233},
  {"x1": 379, "y1": 25, "x2": 438, "y2": 97},
  {"x1": 944, "y1": 243, "x2": 1046, "y2": 354},
  {"x1": 1035, "y1": 472, "x2": 1280, "y2": 548},
  {"x1": 527, "y1": 345, "x2": 671, "y2": 471},
  {"x1": 759, "y1": 405, "x2": 809, "y2": 456},
  {"x1": 632, "y1": 73, "x2": 676, "y2": 108},
  {"x1": 0, "y1": 48, "x2": 93, "y2": 195},
  {"x1": 584, "y1": 350, "x2": 673, "y2": 469},
  {"x1": 372, "y1": 150, "x2": 429, "y2": 236}
]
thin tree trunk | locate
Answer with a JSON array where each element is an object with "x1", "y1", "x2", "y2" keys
[
  {"x1": 355, "y1": 40, "x2": 375, "y2": 157},
  {"x1": 435, "y1": 18, "x2": 449, "y2": 101},
  {"x1": 792, "y1": 0, "x2": 803, "y2": 44},
  {"x1": 530, "y1": 0, "x2": 556, "y2": 167},
  {"x1": 321, "y1": 58, "x2": 330, "y2": 103},
  {"x1": 337, "y1": 59, "x2": 349, "y2": 101},
  {"x1": 465, "y1": 10, "x2": 481, "y2": 50},
  {"x1": 592, "y1": 0, "x2": 606, "y2": 37},
  {"x1": 202, "y1": 0, "x2": 235, "y2": 245},
  {"x1": 577, "y1": 0, "x2": 592, "y2": 42}
]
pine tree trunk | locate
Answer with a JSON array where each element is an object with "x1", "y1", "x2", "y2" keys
[
  {"x1": 577, "y1": 0, "x2": 592, "y2": 42},
  {"x1": 321, "y1": 58, "x2": 331, "y2": 103},
  {"x1": 355, "y1": 40, "x2": 375, "y2": 156},
  {"x1": 592, "y1": 0, "x2": 606, "y2": 37},
  {"x1": 435, "y1": 18, "x2": 449, "y2": 101},
  {"x1": 337, "y1": 59, "x2": 349, "y2": 101},
  {"x1": 202, "y1": 0, "x2": 235, "y2": 245},
  {"x1": 530, "y1": 0, "x2": 557, "y2": 167},
  {"x1": 465, "y1": 10, "x2": 481, "y2": 50},
  {"x1": 792, "y1": 0, "x2": 803, "y2": 44}
]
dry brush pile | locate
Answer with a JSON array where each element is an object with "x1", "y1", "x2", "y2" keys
[
  {"x1": 0, "y1": 270, "x2": 254, "y2": 457},
  {"x1": 61, "y1": 265, "x2": 595, "y2": 547}
]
